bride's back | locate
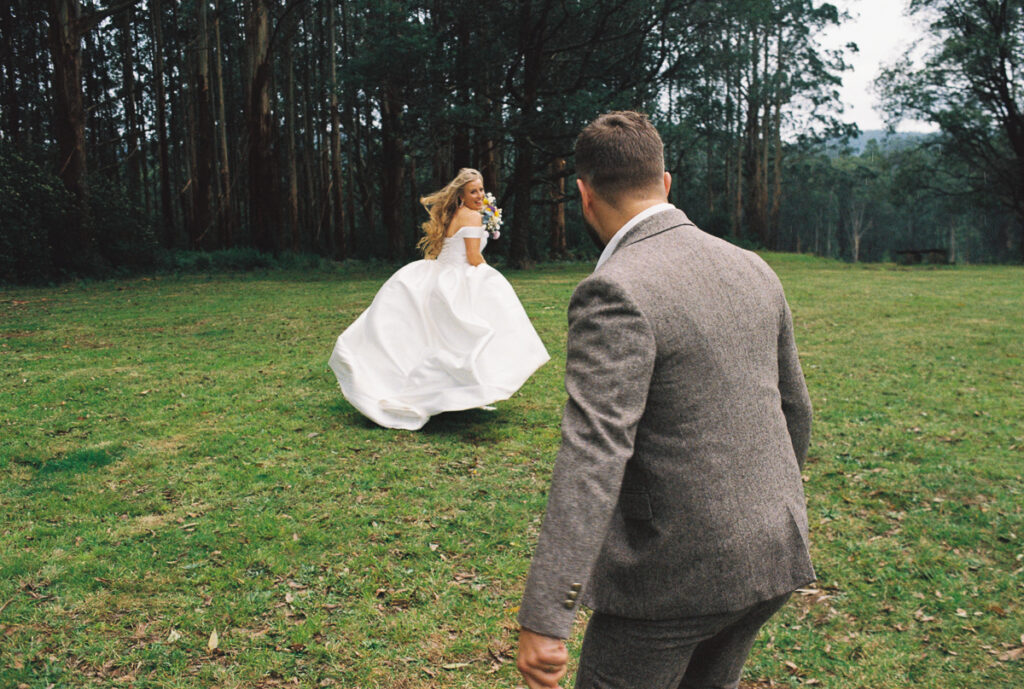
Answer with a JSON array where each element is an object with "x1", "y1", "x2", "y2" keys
[{"x1": 437, "y1": 226, "x2": 487, "y2": 264}]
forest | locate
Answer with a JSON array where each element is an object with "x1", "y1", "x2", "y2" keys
[{"x1": 1, "y1": 0, "x2": 1022, "y2": 283}]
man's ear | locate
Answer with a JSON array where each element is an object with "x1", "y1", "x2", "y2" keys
[
  {"x1": 663, "y1": 171, "x2": 672, "y2": 198},
  {"x1": 576, "y1": 177, "x2": 591, "y2": 211}
]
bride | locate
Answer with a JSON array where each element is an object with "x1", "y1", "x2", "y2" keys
[{"x1": 328, "y1": 168, "x2": 550, "y2": 430}]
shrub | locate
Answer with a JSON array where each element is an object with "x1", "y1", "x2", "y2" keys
[
  {"x1": 86, "y1": 174, "x2": 160, "y2": 274},
  {"x1": 0, "y1": 144, "x2": 73, "y2": 284}
]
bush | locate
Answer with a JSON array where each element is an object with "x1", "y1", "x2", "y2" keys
[
  {"x1": 0, "y1": 145, "x2": 163, "y2": 284},
  {"x1": 0, "y1": 144, "x2": 73, "y2": 284},
  {"x1": 156, "y1": 248, "x2": 342, "y2": 275},
  {"x1": 86, "y1": 174, "x2": 160, "y2": 274}
]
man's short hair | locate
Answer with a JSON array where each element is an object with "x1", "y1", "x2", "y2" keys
[{"x1": 575, "y1": 111, "x2": 665, "y2": 201}]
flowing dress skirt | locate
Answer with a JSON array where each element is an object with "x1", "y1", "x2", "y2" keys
[{"x1": 329, "y1": 258, "x2": 549, "y2": 430}]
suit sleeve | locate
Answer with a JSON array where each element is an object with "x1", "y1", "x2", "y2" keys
[
  {"x1": 517, "y1": 275, "x2": 655, "y2": 639},
  {"x1": 778, "y1": 297, "x2": 812, "y2": 469}
]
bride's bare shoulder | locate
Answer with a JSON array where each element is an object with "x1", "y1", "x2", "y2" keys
[
  {"x1": 455, "y1": 207, "x2": 483, "y2": 224},
  {"x1": 446, "y1": 208, "x2": 483, "y2": 236}
]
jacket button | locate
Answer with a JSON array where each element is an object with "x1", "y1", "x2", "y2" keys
[
  {"x1": 571, "y1": 583, "x2": 583, "y2": 592},
  {"x1": 563, "y1": 599, "x2": 575, "y2": 610}
]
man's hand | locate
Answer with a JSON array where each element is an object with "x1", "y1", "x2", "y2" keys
[{"x1": 517, "y1": 627, "x2": 568, "y2": 689}]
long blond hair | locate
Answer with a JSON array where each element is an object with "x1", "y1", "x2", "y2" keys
[{"x1": 417, "y1": 168, "x2": 483, "y2": 258}]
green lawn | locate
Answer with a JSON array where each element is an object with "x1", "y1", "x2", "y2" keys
[{"x1": 2, "y1": 256, "x2": 1022, "y2": 688}]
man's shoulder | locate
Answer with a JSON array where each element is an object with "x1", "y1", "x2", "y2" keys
[
  {"x1": 571, "y1": 267, "x2": 630, "y2": 302},
  {"x1": 594, "y1": 224, "x2": 787, "y2": 319},
  {"x1": 615, "y1": 216, "x2": 777, "y2": 276}
]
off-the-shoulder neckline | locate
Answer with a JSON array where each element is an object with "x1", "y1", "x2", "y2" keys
[{"x1": 445, "y1": 225, "x2": 484, "y2": 238}]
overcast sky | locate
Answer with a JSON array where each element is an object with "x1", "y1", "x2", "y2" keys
[{"x1": 821, "y1": 0, "x2": 938, "y2": 132}]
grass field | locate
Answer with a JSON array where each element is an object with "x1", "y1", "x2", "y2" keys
[{"x1": 2, "y1": 255, "x2": 1022, "y2": 688}]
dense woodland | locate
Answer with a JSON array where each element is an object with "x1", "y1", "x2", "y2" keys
[{"x1": 0, "y1": 0, "x2": 1021, "y2": 282}]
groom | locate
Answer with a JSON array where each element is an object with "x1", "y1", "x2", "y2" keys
[{"x1": 516, "y1": 111, "x2": 814, "y2": 689}]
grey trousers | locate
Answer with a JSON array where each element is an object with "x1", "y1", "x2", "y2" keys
[{"x1": 574, "y1": 593, "x2": 791, "y2": 689}]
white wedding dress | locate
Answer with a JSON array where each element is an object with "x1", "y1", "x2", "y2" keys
[{"x1": 328, "y1": 226, "x2": 550, "y2": 430}]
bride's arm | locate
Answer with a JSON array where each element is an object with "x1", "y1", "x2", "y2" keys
[
  {"x1": 464, "y1": 237, "x2": 486, "y2": 266},
  {"x1": 454, "y1": 209, "x2": 486, "y2": 266}
]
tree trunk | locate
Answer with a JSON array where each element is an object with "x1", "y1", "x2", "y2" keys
[
  {"x1": 478, "y1": 137, "x2": 499, "y2": 195},
  {"x1": 300, "y1": 11, "x2": 318, "y2": 252},
  {"x1": 119, "y1": 7, "x2": 141, "y2": 204},
  {"x1": 212, "y1": 0, "x2": 233, "y2": 247},
  {"x1": 192, "y1": 0, "x2": 214, "y2": 248},
  {"x1": 285, "y1": 40, "x2": 299, "y2": 252},
  {"x1": 742, "y1": 107, "x2": 764, "y2": 244},
  {"x1": 380, "y1": 82, "x2": 405, "y2": 260},
  {"x1": 328, "y1": 0, "x2": 346, "y2": 259},
  {"x1": 1019, "y1": 218, "x2": 1024, "y2": 263},
  {"x1": 850, "y1": 198, "x2": 870, "y2": 263},
  {"x1": 741, "y1": 29, "x2": 769, "y2": 246},
  {"x1": 246, "y1": 0, "x2": 278, "y2": 254},
  {"x1": 769, "y1": 26, "x2": 784, "y2": 248},
  {"x1": 151, "y1": 0, "x2": 174, "y2": 246},
  {"x1": 407, "y1": 155, "x2": 419, "y2": 248},
  {"x1": 181, "y1": 45, "x2": 197, "y2": 241},
  {"x1": 548, "y1": 157, "x2": 567, "y2": 258},
  {"x1": 46, "y1": 0, "x2": 93, "y2": 271},
  {"x1": 82, "y1": 30, "x2": 113, "y2": 173},
  {"x1": 1, "y1": 1, "x2": 21, "y2": 143},
  {"x1": 510, "y1": 0, "x2": 550, "y2": 268},
  {"x1": 340, "y1": 0, "x2": 357, "y2": 252}
]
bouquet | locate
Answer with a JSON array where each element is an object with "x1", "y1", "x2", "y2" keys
[{"x1": 481, "y1": 192, "x2": 502, "y2": 240}]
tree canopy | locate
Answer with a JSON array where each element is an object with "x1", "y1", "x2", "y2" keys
[
  {"x1": 0, "y1": 1, "x2": 1020, "y2": 282},
  {"x1": 877, "y1": 0, "x2": 1024, "y2": 260}
]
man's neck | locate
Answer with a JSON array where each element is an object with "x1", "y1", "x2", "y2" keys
[{"x1": 595, "y1": 198, "x2": 669, "y2": 245}]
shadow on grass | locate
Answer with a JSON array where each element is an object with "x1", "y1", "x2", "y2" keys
[
  {"x1": 422, "y1": 409, "x2": 511, "y2": 441},
  {"x1": 323, "y1": 398, "x2": 511, "y2": 442},
  {"x1": 14, "y1": 446, "x2": 122, "y2": 477}
]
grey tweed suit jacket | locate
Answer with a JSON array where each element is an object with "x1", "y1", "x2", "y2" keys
[{"x1": 518, "y1": 208, "x2": 814, "y2": 640}]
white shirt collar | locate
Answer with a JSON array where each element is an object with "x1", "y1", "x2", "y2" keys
[{"x1": 595, "y1": 203, "x2": 675, "y2": 270}]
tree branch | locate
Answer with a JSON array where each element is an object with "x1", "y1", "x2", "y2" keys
[{"x1": 77, "y1": 0, "x2": 140, "y2": 36}]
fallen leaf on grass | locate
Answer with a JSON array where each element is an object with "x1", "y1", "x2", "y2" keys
[
  {"x1": 167, "y1": 629, "x2": 181, "y2": 642},
  {"x1": 207, "y1": 628, "x2": 219, "y2": 652},
  {"x1": 1000, "y1": 646, "x2": 1024, "y2": 662},
  {"x1": 914, "y1": 609, "x2": 936, "y2": 623},
  {"x1": 488, "y1": 646, "x2": 515, "y2": 674},
  {"x1": 442, "y1": 662, "x2": 471, "y2": 670}
]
